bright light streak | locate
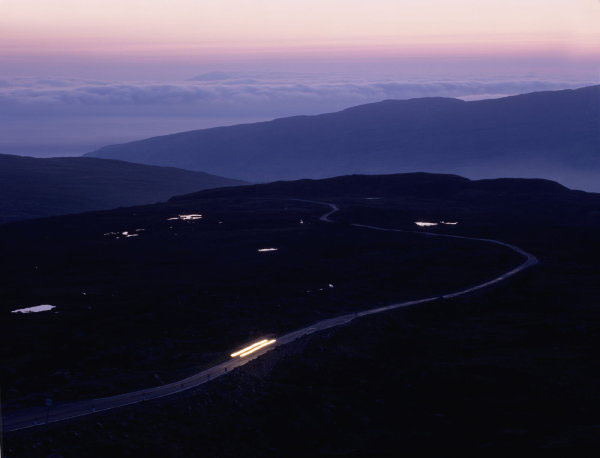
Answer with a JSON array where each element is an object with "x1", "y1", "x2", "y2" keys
[
  {"x1": 415, "y1": 221, "x2": 438, "y2": 227},
  {"x1": 230, "y1": 339, "x2": 269, "y2": 357},
  {"x1": 257, "y1": 248, "x2": 278, "y2": 252},
  {"x1": 239, "y1": 339, "x2": 276, "y2": 357}
]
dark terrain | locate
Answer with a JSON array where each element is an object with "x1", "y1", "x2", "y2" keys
[
  {"x1": 87, "y1": 85, "x2": 600, "y2": 191},
  {"x1": 0, "y1": 154, "x2": 245, "y2": 223},
  {"x1": 2, "y1": 173, "x2": 600, "y2": 454}
]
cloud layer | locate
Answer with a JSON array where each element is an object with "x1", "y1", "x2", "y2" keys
[
  {"x1": 1, "y1": 75, "x2": 592, "y2": 116},
  {"x1": 0, "y1": 73, "x2": 594, "y2": 157}
]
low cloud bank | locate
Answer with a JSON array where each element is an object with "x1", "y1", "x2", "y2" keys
[
  {"x1": 0, "y1": 75, "x2": 591, "y2": 116},
  {"x1": 0, "y1": 74, "x2": 593, "y2": 157}
]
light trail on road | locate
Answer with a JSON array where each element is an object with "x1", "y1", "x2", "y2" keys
[
  {"x1": 231, "y1": 339, "x2": 271, "y2": 357},
  {"x1": 239, "y1": 339, "x2": 276, "y2": 357}
]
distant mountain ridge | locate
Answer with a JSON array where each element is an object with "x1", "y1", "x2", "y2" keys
[
  {"x1": 0, "y1": 154, "x2": 245, "y2": 224},
  {"x1": 87, "y1": 85, "x2": 600, "y2": 191}
]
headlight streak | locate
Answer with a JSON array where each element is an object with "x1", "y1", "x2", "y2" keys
[
  {"x1": 239, "y1": 339, "x2": 276, "y2": 357},
  {"x1": 230, "y1": 339, "x2": 269, "y2": 357},
  {"x1": 230, "y1": 339, "x2": 277, "y2": 358}
]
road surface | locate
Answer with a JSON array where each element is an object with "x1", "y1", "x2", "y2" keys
[{"x1": 3, "y1": 200, "x2": 538, "y2": 432}]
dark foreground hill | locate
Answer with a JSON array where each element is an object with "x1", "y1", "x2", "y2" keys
[
  {"x1": 2, "y1": 173, "x2": 599, "y2": 453},
  {"x1": 0, "y1": 154, "x2": 245, "y2": 223},
  {"x1": 88, "y1": 85, "x2": 600, "y2": 191}
]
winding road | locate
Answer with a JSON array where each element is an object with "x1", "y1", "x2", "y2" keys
[{"x1": 3, "y1": 201, "x2": 538, "y2": 433}]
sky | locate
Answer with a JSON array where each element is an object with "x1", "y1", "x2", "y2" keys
[
  {"x1": 0, "y1": 0, "x2": 598, "y2": 157},
  {"x1": 2, "y1": 0, "x2": 599, "y2": 63}
]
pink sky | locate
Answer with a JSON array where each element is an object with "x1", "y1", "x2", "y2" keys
[{"x1": 1, "y1": 0, "x2": 598, "y2": 60}]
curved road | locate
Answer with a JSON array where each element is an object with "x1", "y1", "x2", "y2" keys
[{"x1": 3, "y1": 201, "x2": 538, "y2": 432}]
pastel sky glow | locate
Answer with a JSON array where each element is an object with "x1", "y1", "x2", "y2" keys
[
  {"x1": 0, "y1": 0, "x2": 598, "y2": 159},
  {"x1": 2, "y1": 0, "x2": 599, "y2": 58}
]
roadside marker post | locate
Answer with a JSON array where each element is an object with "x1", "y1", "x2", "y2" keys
[{"x1": 45, "y1": 398, "x2": 53, "y2": 423}]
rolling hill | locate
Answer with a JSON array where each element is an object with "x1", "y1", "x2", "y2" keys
[
  {"x1": 0, "y1": 154, "x2": 245, "y2": 224},
  {"x1": 3, "y1": 172, "x2": 600, "y2": 452},
  {"x1": 173, "y1": 172, "x2": 600, "y2": 227},
  {"x1": 87, "y1": 85, "x2": 600, "y2": 191}
]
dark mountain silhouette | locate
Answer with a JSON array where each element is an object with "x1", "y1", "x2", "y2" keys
[
  {"x1": 172, "y1": 172, "x2": 600, "y2": 227},
  {"x1": 175, "y1": 172, "x2": 569, "y2": 200},
  {"x1": 0, "y1": 154, "x2": 245, "y2": 224},
  {"x1": 87, "y1": 85, "x2": 600, "y2": 191}
]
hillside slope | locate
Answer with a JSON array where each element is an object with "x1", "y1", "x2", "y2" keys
[
  {"x1": 87, "y1": 85, "x2": 600, "y2": 191},
  {"x1": 0, "y1": 154, "x2": 245, "y2": 223},
  {"x1": 3, "y1": 172, "x2": 600, "y2": 452}
]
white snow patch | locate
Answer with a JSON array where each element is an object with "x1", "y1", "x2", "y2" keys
[
  {"x1": 12, "y1": 304, "x2": 56, "y2": 314},
  {"x1": 105, "y1": 230, "x2": 140, "y2": 238},
  {"x1": 167, "y1": 214, "x2": 203, "y2": 221}
]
